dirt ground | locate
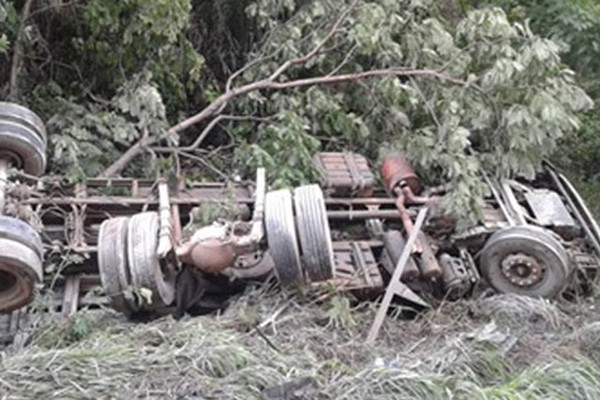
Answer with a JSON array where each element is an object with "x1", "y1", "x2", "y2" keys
[{"x1": 1, "y1": 284, "x2": 600, "y2": 399}]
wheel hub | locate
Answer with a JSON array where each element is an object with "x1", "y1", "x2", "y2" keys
[
  {"x1": 500, "y1": 253, "x2": 545, "y2": 287},
  {"x1": 479, "y1": 225, "x2": 571, "y2": 298},
  {"x1": 0, "y1": 149, "x2": 22, "y2": 169}
]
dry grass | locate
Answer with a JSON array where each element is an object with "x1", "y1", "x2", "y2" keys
[{"x1": 2, "y1": 287, "x2": 600, "y2": 399}]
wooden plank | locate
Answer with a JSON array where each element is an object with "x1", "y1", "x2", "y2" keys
[
  {"x1": 366, "y1": 206, "x2": 429, "y2": 344},
  {"x1": 62, "y1": 275, "x2": 81, "y2": 317}
]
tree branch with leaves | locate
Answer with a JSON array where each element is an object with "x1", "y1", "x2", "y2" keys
[
  {"x1": 24, "y1": 0, "x2": 591, "y2": 226},
  {"x1": 101, "y1": 1, "x2": 472, "y2": 178}
]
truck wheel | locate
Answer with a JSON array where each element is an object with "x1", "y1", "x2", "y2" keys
[
  {"x1": 0, "y1": 102, "x2": 47, "y2": 144},
  {"x1": 0, "y1": 102, "x2": 46, "y2": 176},
  {"x1": 265, "y1": 189, "x2": 303, "y2": 286},
  {"x1": 127, "y1": 212, "x2": 176, "y2": 308},
  {"x1": 479, "y1": 226, "x2": 570, "y2": 298},
  {"x1": 293, "y1": 184, "x2": 335, "y2": 282},
  {"x1": 98, "y1": 217, "x2": 133, "y2": 314},
  {"x1": 0, "y1": 216, "x2": 43, "y2": 312}
]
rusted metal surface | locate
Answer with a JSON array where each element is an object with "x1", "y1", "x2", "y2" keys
[
  {"x1": 500, "y1": 253, "x2": 545, "y2": 288},
  {"x1": 25, "y1": 179, "x2": 255, "y2": 210},
  {"x1": 328, "y1": 241, "x2": 383, "y2": 292},
  {"x1": 439, "y1": 250, "x2": 479, "y2": 299},
  {"x1": 177, "y1": 169, "x2": 267, "y2": 275},
  {"x1": 327, "y1": 209, "x2": 416, "y2": 220},
  {"x1": 187, "y1": 239, "x2": 237, "y2": 273},
  {"x1": 36, "y1": 195, "x2": 421, "y2": 275},
  {"x1": 380, "y1": 230, "x2": 420, "y2": 281},
  {"x1": 482, "y1": 206, "x2": 509, "y2": 228},
  {"x1": 416, "y1": 232, "x2": 443, "y2": 281},
  {"x1": 479, "y1": 225, "x2": 571, "y2": 298},
  {"x1": 380, "y1": 154, "x2": 422, "y2": 194},
  {"x1": 157, "y1": 182, "x2": 173, "y2": 258},
  {"x1": 3, "y1": 144, "x2": 599, "y2": 329},
  {"x1": 313, "y1": 152, "x2": 375, "y2": 197},
  {"x1": 400, "y1": 185, "x2": 430, "y2": 205},
  {"x1": 393, "y1": 187, "x2": 423, "y2": 253}
]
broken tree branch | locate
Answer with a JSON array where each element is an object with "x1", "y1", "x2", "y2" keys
[
  {"x1": 152, "y1": 114, "x2": 275, "y2": 153},
  {"x1": 100, "y1": 0, "x2": 472, "y2": 178},
  {"x1": 265, "y1": 0, "x2": 358, "y2": 82},
  {"x1": 100, "y1": 1, "x2": 359, "y2": 178},
  {"x1": 226, "y1": 0, "x2": 358, "y2": 93},
  {"x1": 101, "y1": 136, "x2": 156, "y2": 178},
  {"x1": 101, "y1": 67, "x2": 469, "y2": 177}
]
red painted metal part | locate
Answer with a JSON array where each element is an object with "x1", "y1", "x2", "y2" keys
[
  {"x1": 381, "y1": 154, "x2": 422, "y2": 194},
  {"x1": 313, "y1": 152, "x2": 375, "y2": 197}
]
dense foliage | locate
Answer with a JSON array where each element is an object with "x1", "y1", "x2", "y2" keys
[
  {"x1": 228, "y1": 1, "x2": 592, "y2": 223},
  {"x1": 0, "y1": 0, "x2": 598, "y2": 223}
]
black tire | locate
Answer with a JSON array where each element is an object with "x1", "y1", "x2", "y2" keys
[
  {"x1": 127, "y1": 212, "x2": 175, "y2": 308},
  {"x1": 0, "y1": 216, "x2": 43, "y2": 312},
  {"x1": 98, "y1": 217, "x2": 132, "y2": 314},
  {"x1": 479, "y1": 226, "x2": 570, "y2": 298},
  {"x1": 293, "y1": 184, "x2": 335, "y2": 282},
  {"x1": 0, "y1": 216, "x2": 43, "y2": 258},
  {"x1": 0, "y1": 120, "x2": 46, "y2": 176},
  {"x1": 0, "y1": 102, "x2": 47, "y2": 144},
  {"x1": 265, "y1": 189, "x2": 303, "y2": 286}
]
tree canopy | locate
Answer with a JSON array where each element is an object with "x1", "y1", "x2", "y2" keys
[{"x1": 0, "y1": 0, "x2": 598, "y2": 224}]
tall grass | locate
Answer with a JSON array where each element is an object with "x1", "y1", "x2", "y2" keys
[{"x1": 1, "y1": 290, "x2": 600, "y2": 399}]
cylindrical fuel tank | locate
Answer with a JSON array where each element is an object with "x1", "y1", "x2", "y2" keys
[{"x1": 381, "y1": 154, "x2": 422, "y2": 194}]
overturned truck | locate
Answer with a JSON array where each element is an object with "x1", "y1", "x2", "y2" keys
[{"x1": 1, "y1": 102, "x2": 599, "y2": 330}]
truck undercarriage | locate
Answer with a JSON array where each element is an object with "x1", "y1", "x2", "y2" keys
[{"x1": 1, "y1": 103, "x2": 599, "y2": 342}]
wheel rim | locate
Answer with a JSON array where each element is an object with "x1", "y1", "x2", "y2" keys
[
  {"x1": 500, "y1": 253, "x2": 546, "y2": 287},
  {"x1": 479, "y1": 226, "x2": 570, "y2": 298}
]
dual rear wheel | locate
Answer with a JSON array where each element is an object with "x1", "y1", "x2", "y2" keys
[
  {"x1": 0, "y1": 101, "x2": 47, "y2": 176},
  {"x1": 0, "y1": 103, "x2": 47, "y2": 313},
  {"x1": 264, "y1": 184, "x2": 335, "y2": 287},
  {"x1": 98, "y1": 212, "x2": 176, "y2": 314}
]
